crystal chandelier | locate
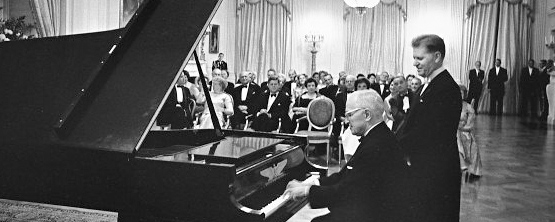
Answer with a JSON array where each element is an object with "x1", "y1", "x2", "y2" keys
[{"x1": 344, "y1": 0, "x2": 380, "y2": 15}]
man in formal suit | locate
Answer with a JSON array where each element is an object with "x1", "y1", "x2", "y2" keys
[
  {"x1": 249, "y1": 77, "x2": 292, "y2": 132},
  {"x1": 468, "y1": 61, "x2": 485, "y2": 112},
  {"x1": 488, "y1": 59, "x2": 508, "y2": 115},
  {"x1": 540, "y1": 60, "x2": 553, "y2": 120},
  {"x1": 283, "y1": 69, "x2": 297, "y2": 96},
  {"x1": 211, "y1": 53, "x2": 227, "y2": 71},
  {"x1": 519, "y1": 59, "x2": 540, "y2": 117},
  {"x1": 319, "y1": 73, "x2": 339, "y2": 99},
  {"x1": 333, "y1": 75, "x2": 356, "y2": 138},
  {"x1": 388, "y1": 76, "x2": 412, "y2": 134},
  {"x1": 285, "y1": 90, "x2": 408, "y2": 222},
  {"x1": 409, "y1": 76, "x2": 422, "y2": 93},
  {"x1": 230, "y1": 71, "x2": 261, "y2": 129},
  {"x1": 397, "y1": 34, "x2": 462, "y2": 222},
  {"x1": 371, "y1": 71, "x2": 390, "y2": 100}
]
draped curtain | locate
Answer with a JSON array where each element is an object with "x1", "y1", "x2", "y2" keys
[
  {"x1": 29, "y1": 0, "x2": 62, "y2": 37},
  {"x1": 236, "y1": 0, "x2": 291, "y2": 84},
  {"x1": 466, "y1": 0, "x2": 533, "y2": 114},
  {"x1": 344, "y1": 0, "x2": 406, "y2": 75}
]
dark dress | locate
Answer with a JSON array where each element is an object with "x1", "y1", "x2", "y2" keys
[{"x1": 292, "y1": 94, "x2": 316, "y2": 131}]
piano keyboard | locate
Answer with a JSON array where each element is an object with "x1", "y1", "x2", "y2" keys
[{"x1": 261, "y1": 193, "x2": 291, "y2": 218}]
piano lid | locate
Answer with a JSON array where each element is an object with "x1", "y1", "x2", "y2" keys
[{"x1": 0, "y1": 0, "x2": 223, "y2": 154}]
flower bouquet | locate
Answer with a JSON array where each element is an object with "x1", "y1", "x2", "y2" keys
[{"x1": 0, "y1": 16, "x2": 35, "y2": 42}]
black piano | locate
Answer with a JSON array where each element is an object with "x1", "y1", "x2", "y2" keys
[{"x1": 0, "y1": 0, "x2": 324, "y2": 221}]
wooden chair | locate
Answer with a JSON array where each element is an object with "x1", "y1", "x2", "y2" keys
[{"x1": 294, "y1": 97, "x2": 335, "y2": 169}]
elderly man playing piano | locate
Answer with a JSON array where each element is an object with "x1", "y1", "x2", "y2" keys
[{"x1": 284, "y1": 90, "x2": 408, "y2": 222}]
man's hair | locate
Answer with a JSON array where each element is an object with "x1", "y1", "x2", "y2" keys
[
  {"x1": 219, "y1": 53, "x2": 224, "y2": 56},
  {"x1": 406, "y1": 74, "x2": 415, "y2": 79},
  {"x1": 267, "y1": 76, "x2": 279, "y2": 84},
  {"x1": 356, "y1": 73, "x2": 366, "y2": 79},
  {"x1": 368, "y1": 73, "x2": 376, "y2": 78},
  {"x1": 348, "y1": 90, "x2": 385, "y2": 118},
  {"x1": 411, "y1": 34, "x2": 446, "y2": 59},
  {"x1": 182, "y1": 70, "x2": 190, "y2": 78},
  {"x1": 496, "y1": 58, "x2": 501, "y2": 63},
  {"x1": 268, "y1": 68, "x2": 276, "y2": 73}
]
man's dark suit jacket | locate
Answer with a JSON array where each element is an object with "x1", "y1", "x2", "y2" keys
[
  {"x1": 397, "y1": 70, "x2": 462, "y2": 222},
  {"x1": 230, "y1": 83, "x2": 261, "y2": 128},
  {"x1": 309, "y1": 122, "x2": 408, "y2": 222},
  {"x1": 488, "y1": 67, "x2": 508, "y2": 96},
  {"x1": 319, "y1": 84, "x2": 339, "y2": 100},
  {"x1": 389, "y1": 91, "x2": 413, "y2": 134},
  {"x1": 468, "y1": 68, "x2": 484, "y2": 98},
  {"x1": 371, "y1": 83, "x2": 390, "y2": 100},
  {"x1": 283, "y1": 80, "x2": 294, "y2": 94},
  {"x1": 519, "y1": 67, "x2": 540, "y2": 95},
  {"x1": 211, "y1": 60, "x2": 227, "y2": 70},
  {"x1": 248, "y1": 91, "x2": 292, "y2": 132}
]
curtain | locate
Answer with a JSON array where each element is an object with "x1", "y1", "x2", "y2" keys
[
  {"x1": 30, "y1": 0, "x2": 62, "y2": 37},
  {"x1": 466, "y1": 0, "x2": 533, "y2": 114},
  {"x1": 236, "y1": 0, "x2": 291, "y2": 84},
  {"x1": 464, "y1": 0, "x2": 499, "y2": 113},
  {"x1": 344, "y1": 0, "x2": 406, "y2": 76}
]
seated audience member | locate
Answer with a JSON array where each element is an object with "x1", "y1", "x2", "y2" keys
[
  {"x1": 457, "y1": 85, "x2": 482, "y2": 181},
  {"x1": 312, "y1": 72, "x2": 321, "y2": 86},
  {"x1": 198, "y1": 77, "x2": 234, "y2": 129},
  {"x1": 230, "y1": 71, "x2": 261, "y2": 129},
  {"x1": 158, "y1": 82, "x2": 194, "y2": 129},
  {"x1": 285, "y1": 90, "x2": 409, "y2": 222},
  {"x1": 293, "y1": 73, "x2": 308, "y2": 100},
  {"x1": 355, "y1": 78, "x2": 371, "y2": 91},
  {"x1": 406, "y1": 74, "x2": 416, "y2": 84},
  {"x1": 249, "y1": 77, "x2": 292, "y2": 132},
  {"x1": 284, "y1": 69, "x2": 297, "y2": 96},
  {"x1": 409, "y1": 76, "x2": 422, "y2": 93},
  {"x1": 387, "y1": 76, "x2": 411, "y2": 133},
  {"x1": 337, "y1": 71, "x2": 347, "y2": 85},
  {"x1": 179, "y1": 71, "x2": 200, "y2": 101},
  {"x1": 319, "y1": 73, "x2": 339, "y2": 99},
  {"x1": 261, "y1": 68, "x2": 277, "y2": 91},
  {"x1": 208, "y1": 68, "x2": 222, "y2": 89},
  {"x1": 221, "y1": 69, "x2": 235, "y2": 94},
  {"x1": 383, "y1": 80, "x2": 398, "y2": 129},
  {"x1": 277, "y1": 73, "x2": 291, "y2": 98},
  {"x1": 292, "y1": 78, "x2": 320, "y2": 131},
  {"x1": 367, "y1": 73, "x2": 377, "y2": 85},
  {"x1": 249, "y1": 71, "x2": 259, "y2": 87},
  {"x1": 333, "y1": 75, "x2": 356, "y2": 138},
  {"x1": 371, "y1": 71, "x2": 391, "y2": 100}
]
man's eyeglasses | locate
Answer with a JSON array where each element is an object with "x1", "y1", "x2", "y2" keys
[{"x1": 345, "y1": 108, "x2": 367, "y2": 119}]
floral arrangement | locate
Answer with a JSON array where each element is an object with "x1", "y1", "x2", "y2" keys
[{"x1": 0, "y1": 16, "x2": 35, "y2": 42}]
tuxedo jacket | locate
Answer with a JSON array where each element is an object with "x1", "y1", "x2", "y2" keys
[
  {"x1": 232, "y1": 83, "x2": 261, "y2": 115},
  {"x1": 319, "y1": 85, "x2": 339, "y2": 100},
  {"x1": 371, "y1": 83, "x2": 390, "y2": 100},
  {"x1": 468, "y1": 68, "x2": 484, "y2": 96},
  {"x1": 249, "y1": 91, "x2": 292, "y2": 132},
  {"x1": 211, "y1": 60, "x2": 227, "y2": 70},
  {"x1": 309, "y1": 122, "x2": 408, "y2": 222},
  {"x1": 158, "y1": 86, "x2": 193, "y2": 129},
  {"x1": 389, "y1": 91, "x2": 413, "y2": 134},
  {"x1": 487, "y1": 67, "x2": 508, "y2": 96},
  {"x1": 519, "y1": 67, "x2": 540, "y2": 95}
]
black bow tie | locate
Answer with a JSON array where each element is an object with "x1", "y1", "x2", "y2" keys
[
  {"x1": 270, "y1": 94, "x2": 277, "y2": 97},
  {"x1": 358, "y1": 136, "x2": 365, "y2": 143}
]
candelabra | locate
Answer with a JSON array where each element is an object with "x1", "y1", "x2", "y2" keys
[{"x1": 305, "y1": 34, "x2": 324, "y2": 74}]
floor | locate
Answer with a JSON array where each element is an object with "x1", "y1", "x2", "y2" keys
[{"x1": 289, "y1": 115, "x2": 555, "y2": 222}]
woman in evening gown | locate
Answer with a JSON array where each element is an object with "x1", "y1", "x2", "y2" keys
[
  {"x1": 457, "y1": 85, "x2": 482, "y2": 179},
  {"x1": 198, "y1": 77, "x2": 234, "y2": 129}
]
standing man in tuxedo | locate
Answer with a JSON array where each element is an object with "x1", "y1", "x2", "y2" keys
[
  {"x1": 488, "y1": 59, "x2": 508, "y2": 116},
  {"x1": 249, "y1": 77, "x2": 292, "y2": 132},
  {"x1": 319, "y1": 73, "x2": 339, "y2": 100},
  {"x1": 519, "y1": 59, "x2": 540, "y2": 117},
  {"x1": 397, "y1": 34, "x2": 462, "y2": 222},
  {"x1": 468, "y1": 61, "x2": 485, "y2": 112},
  {"x1": 212, "y1": 53, "x2": 227, "y2": 71},
  {"x1": 285, "y1": 90, "x2": 408, "y2": 222},
  {"x1": 371, "y1": 71, "x2": 390, "y2": 100},
  {"x1": 231, "y1": 71, "x2": 261, "y2": 129}
]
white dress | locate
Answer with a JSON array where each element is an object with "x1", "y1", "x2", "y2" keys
[{"x1": 198, "y1": 92, "x2": 234, "y2": 129}]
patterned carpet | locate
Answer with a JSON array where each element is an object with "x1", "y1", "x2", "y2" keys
[{"x1": 0, "y1": 199, "x2": 117, "y2": 222}]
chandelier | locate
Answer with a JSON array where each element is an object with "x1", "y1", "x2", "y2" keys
[{"x1": 344, "y1": 0, "x2": 380, "y2": 14}]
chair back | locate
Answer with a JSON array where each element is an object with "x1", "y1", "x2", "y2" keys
[{"x1": 306, "y1": 97, "x2": 335, "y2": 130}]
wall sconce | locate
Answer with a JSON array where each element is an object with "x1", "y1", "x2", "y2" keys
[{"x1": 305, "y1": 34, "x2": 324, "y2": 74}]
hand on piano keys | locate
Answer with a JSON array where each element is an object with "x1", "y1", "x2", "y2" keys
[{"x1": 283, "y1": 175, "x2": 320, "y2": 201}]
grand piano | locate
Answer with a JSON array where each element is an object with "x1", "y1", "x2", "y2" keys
[{"x1": 0, "y1": 0, "x2": 323, "y2": 221}]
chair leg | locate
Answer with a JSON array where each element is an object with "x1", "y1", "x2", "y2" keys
[
  {"x1": 338, "y1": 143, "x2": 342, "y2": 165},
  {"x1": 326, "y1": 142, "x2": 330, "y2": 170}
]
